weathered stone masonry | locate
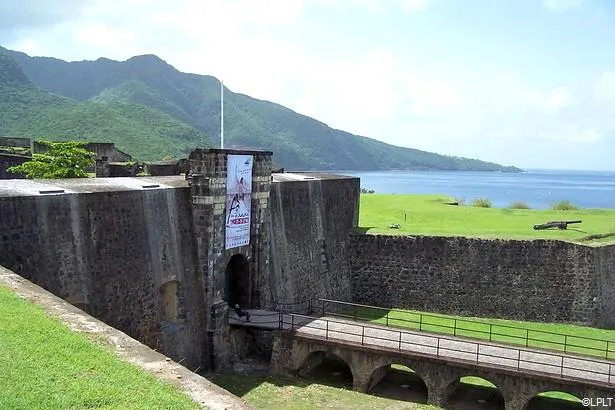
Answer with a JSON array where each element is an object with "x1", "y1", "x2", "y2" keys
[
  {"x1": 188, "y1": 149, "x2": 273, "y2": 370},
  {"x1": 0, "y1": 153, "x2": 29, "y2": 179},
  {"x1": 266, "y1": 175, "x2": 359, "y2": 308},
  {"x1": 0, "y1": 151, "x2": 361, "y2": 372},
  {"x1": 350, "y1": 234, "x2": 615, "y2": 328},
  {"x1": 0, "y1": 179, "x2": 206, "y2": 368},
  {"x1": 270, "y1": 332, "x2": 615, "y2": 410}
]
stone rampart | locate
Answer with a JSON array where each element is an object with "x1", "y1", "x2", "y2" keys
[
  {"x1": 267, "y1": 174, "x2": 359, "y2": 307},
  {"x1": 349, "y1": 234, "x2": 614, "y2": 328},
  {"x1": 0, "y1": 153, "x2": 29, "y2": 179},
  {"x1": 0, "y1": 178, "x2": 205, "y2": 368}
]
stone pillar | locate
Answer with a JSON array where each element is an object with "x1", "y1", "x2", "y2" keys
[
  {"x1": 269, "y1": 332, "x2": 299, "y2": 376},
  {"x1": 95, "y1": 156, "x2": 109, "y2": 177},
  {"x1": 188, "y1": 148, "x2": 272, "y2": 371}
]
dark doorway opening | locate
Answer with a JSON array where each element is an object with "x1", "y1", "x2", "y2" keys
[
  {"x1": 445, "y1": 376, "x2": 505, "y2": 410},
  {"x1": 370, "y1": 364, "x2": 428, "y2": 404},
  {"x1": 299, "y1": 352, "x2": 353, "y2": 390},
  {"x1": 224, "y1": 254, "x2": 250, "y2": 307}
]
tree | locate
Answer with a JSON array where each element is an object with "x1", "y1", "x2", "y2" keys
[{"x1": 9, "y1": 141, "x2": 95, "y2": 179}]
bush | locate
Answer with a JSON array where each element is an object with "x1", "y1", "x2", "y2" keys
[
  {"x1": 552, "y1": 200, "x2": 579, "y2": 211},
  {"x1": 8, "y1": 140, "x2": 95, "y2": 179},
  {"x1": 360, "y1": 188, "x2": 375, "y2": 194},
  {"x1": 471, "y1": 198, "x2": 492, "y2": 208},
  {"x1": 509, "y1": 201, "x2": 530, "y2": 209}
]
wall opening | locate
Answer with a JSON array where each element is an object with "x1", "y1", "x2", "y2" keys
[
  {"x1": 369, "y1": 364, "x2": 428, "y2": 404},
  {"x1": 224, "y1": 254, "x2": 250, "y2": 308},
  {"x1": 298, "y1": 351, "x2": 353, "y2": 390},
  {"x1": 524, "y1": 391, "x2": 588, "y2": 410},
  {"x1": 445, "y1": 375, "x2": 504, "y2": 409},
  {"x1": 160, "y1": 280, "x2": 179, "y2": 322}
]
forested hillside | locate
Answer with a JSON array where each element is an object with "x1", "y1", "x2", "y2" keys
[{"x1": 1, "y1": 46, "x2": 520, "y2": 171}]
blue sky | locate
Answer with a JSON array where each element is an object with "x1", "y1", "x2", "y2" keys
[{"x1": 1, "y1": 0, "x2": 614, "y2": 170}]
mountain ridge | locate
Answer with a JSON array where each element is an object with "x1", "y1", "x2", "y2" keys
[{"x1": 0, "y1": 46, "x2": 521, "y2": 171}]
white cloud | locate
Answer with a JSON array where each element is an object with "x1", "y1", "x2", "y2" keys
[
  {"x1": 543, "y1": 0, "x2": 584, "y2": 13},
  {"x1": 1, "y1": 0, "x2": 614, "y2": 169},
  {"x1": 400, "y1": 0, "x2": 432, "y2": 13}
]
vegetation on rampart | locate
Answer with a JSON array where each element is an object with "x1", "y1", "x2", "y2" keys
[{"x1": 8, "y1": 140, "x2": 95, "y2": 178}]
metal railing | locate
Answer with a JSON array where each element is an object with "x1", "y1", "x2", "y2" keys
[
  {"x1": 277, "y1": 312, "x2": 614, "y2": 386},
  {"x1": 274, "y1": 299, "x2": 314, "y2": 315},
  {"x1": 317, "y1": 298, "x2": 615, "y2": 360}
]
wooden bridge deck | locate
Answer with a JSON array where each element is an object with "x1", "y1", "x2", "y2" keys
[{"x1": 229, "y1": 309, "x2": 615, "y2": 387}]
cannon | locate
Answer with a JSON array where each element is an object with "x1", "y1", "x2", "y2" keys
[{"x1": 533, "y1": 220, "x2": 582, "y2": 230}]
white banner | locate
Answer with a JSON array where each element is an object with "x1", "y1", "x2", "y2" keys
[{"x1": 225, "y1": 154, "x2": 253, "y2": 249}]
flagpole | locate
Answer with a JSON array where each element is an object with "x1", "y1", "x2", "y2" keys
[{"x1": 220, "y1": 79, "x2": 224, "y2": 149}]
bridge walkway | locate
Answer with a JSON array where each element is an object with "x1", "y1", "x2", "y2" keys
[{"x1": 229, "y1": 309, "x2": 615, "y2": 387}]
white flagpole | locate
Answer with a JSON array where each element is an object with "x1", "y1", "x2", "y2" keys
[{"x1": 220, "y1": 79, "x2": 224, "y2": 149}]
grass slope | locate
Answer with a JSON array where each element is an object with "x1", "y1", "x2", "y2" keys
[
  {"x1": 359, "y1": 194, "x2": 615, "y2": 243},
  {"x1": 0, "y1": 286, "x2": 200, "y2": 410}
]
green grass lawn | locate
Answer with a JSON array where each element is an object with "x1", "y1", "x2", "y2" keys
[
  {"x1": 335, "y1": 305, "x2": 615, "y2": 360},
  {"x1": 359, "y1": 194, "x2": 615, "y2": 243},
  {"x1": 0, "y1": 286, "x2": 201, "y2": 410},
  {"x1": 211, "y1": 366, "x2": 580, "y2": 409},
  {"x1": 211, "y1": 371, "x2": 437, "y2": 410}
]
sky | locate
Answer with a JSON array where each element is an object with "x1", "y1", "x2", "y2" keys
[{"x1": 1, "y1": 0, "x2": 615, "y2": 170}]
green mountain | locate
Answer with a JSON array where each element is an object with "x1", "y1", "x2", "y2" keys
[
  {"x1": 0, "y1": 50, "x2": 210, "y2": 160},
  {"x1": 1, "y1": 47, "x2": 520, "y2": 171}
]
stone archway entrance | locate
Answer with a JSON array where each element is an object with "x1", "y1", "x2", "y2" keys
[{"x1": 224, "y1": 254, "x2": 250, "y2": 307}]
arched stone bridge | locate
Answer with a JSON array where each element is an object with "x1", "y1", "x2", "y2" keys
[{"x1": 251, "y1": 313, "x2": 615, "y2": 410}]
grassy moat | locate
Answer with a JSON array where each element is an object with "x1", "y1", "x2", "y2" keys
[
  {"x1": 3, "y1": 280, "x2": 606, "y2": 409},
  {"x1": 359, "y1": 194, "x2": 615, "y2": 244},
  {"x1": 0, "y1": 286, "x2": 201, "y2": 410}
]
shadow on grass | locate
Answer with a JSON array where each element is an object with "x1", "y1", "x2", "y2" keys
[
  {"x1": 579, "y1": 232, "x2": 615, "y2": 241},
  {"x1": 210, "y1": 371, "x2": 309, "y2": 399},
  {"x1": 446, "y1": 383, "x2": 504, "y2": 410},
  {"x1": 354, "y1": 226, "x2": 375, "y2": 234},
  {"x1": 209, "y1": 356, "x2": 353, "y2": 398},
  {"x1": 371, "y1": 366, "x2": 428, "y2": 404}
]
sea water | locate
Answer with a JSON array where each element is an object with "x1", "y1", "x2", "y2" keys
[{"x1": 336, "y1": 169, "x2": 615, "y2": 209}]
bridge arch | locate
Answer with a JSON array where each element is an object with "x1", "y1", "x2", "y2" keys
[
  {"x1": 224, "y1": 253, "x2": 250, "y2": 307},
  {"x1": 297, "y1": 350, "x2": 354, "y2": 389},
  {"x1": 523, "y1": 391, "x2": 588, "y2": 410},
  {"x1": 367, "y1": 362, "x2": 428, "y2": 404},
  {"x1": 443, "y1": 374, "x2": 505, "y2": 409}
]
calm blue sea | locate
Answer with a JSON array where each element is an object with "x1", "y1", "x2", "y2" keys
[{"x1": 336, "y1": 169, "x2": 615, "y2": 209}]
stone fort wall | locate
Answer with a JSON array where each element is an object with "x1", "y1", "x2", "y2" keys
[
  {"x1": 350, "y1": 234, "x2": 615, "y2": 328},
  {"x1": 266, "y1": 175, "x2": 359, "y2": 307},
  {"x1": 0, "y1": 168, "x2": 360, "y2": 370},
  {"x1": 0, "y1": 153, "x2": 29, "y2": 179},
  {"x1": 0, "y1": 184, "x2": 206, "y2": 369}
]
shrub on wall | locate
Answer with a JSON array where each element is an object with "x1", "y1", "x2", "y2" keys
[
  {"x1": 509, "y1": 201, "x2": 530, "y2": 209},
  {"x1": 472, "y1": 198, "x2": 492, "y2": 208},
  {"x1": 552, "y1": 200, "x2": 579, "y2": 211},
  {"x1": 8, "y1": 140, "x2": 95, "y2": 179}
]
